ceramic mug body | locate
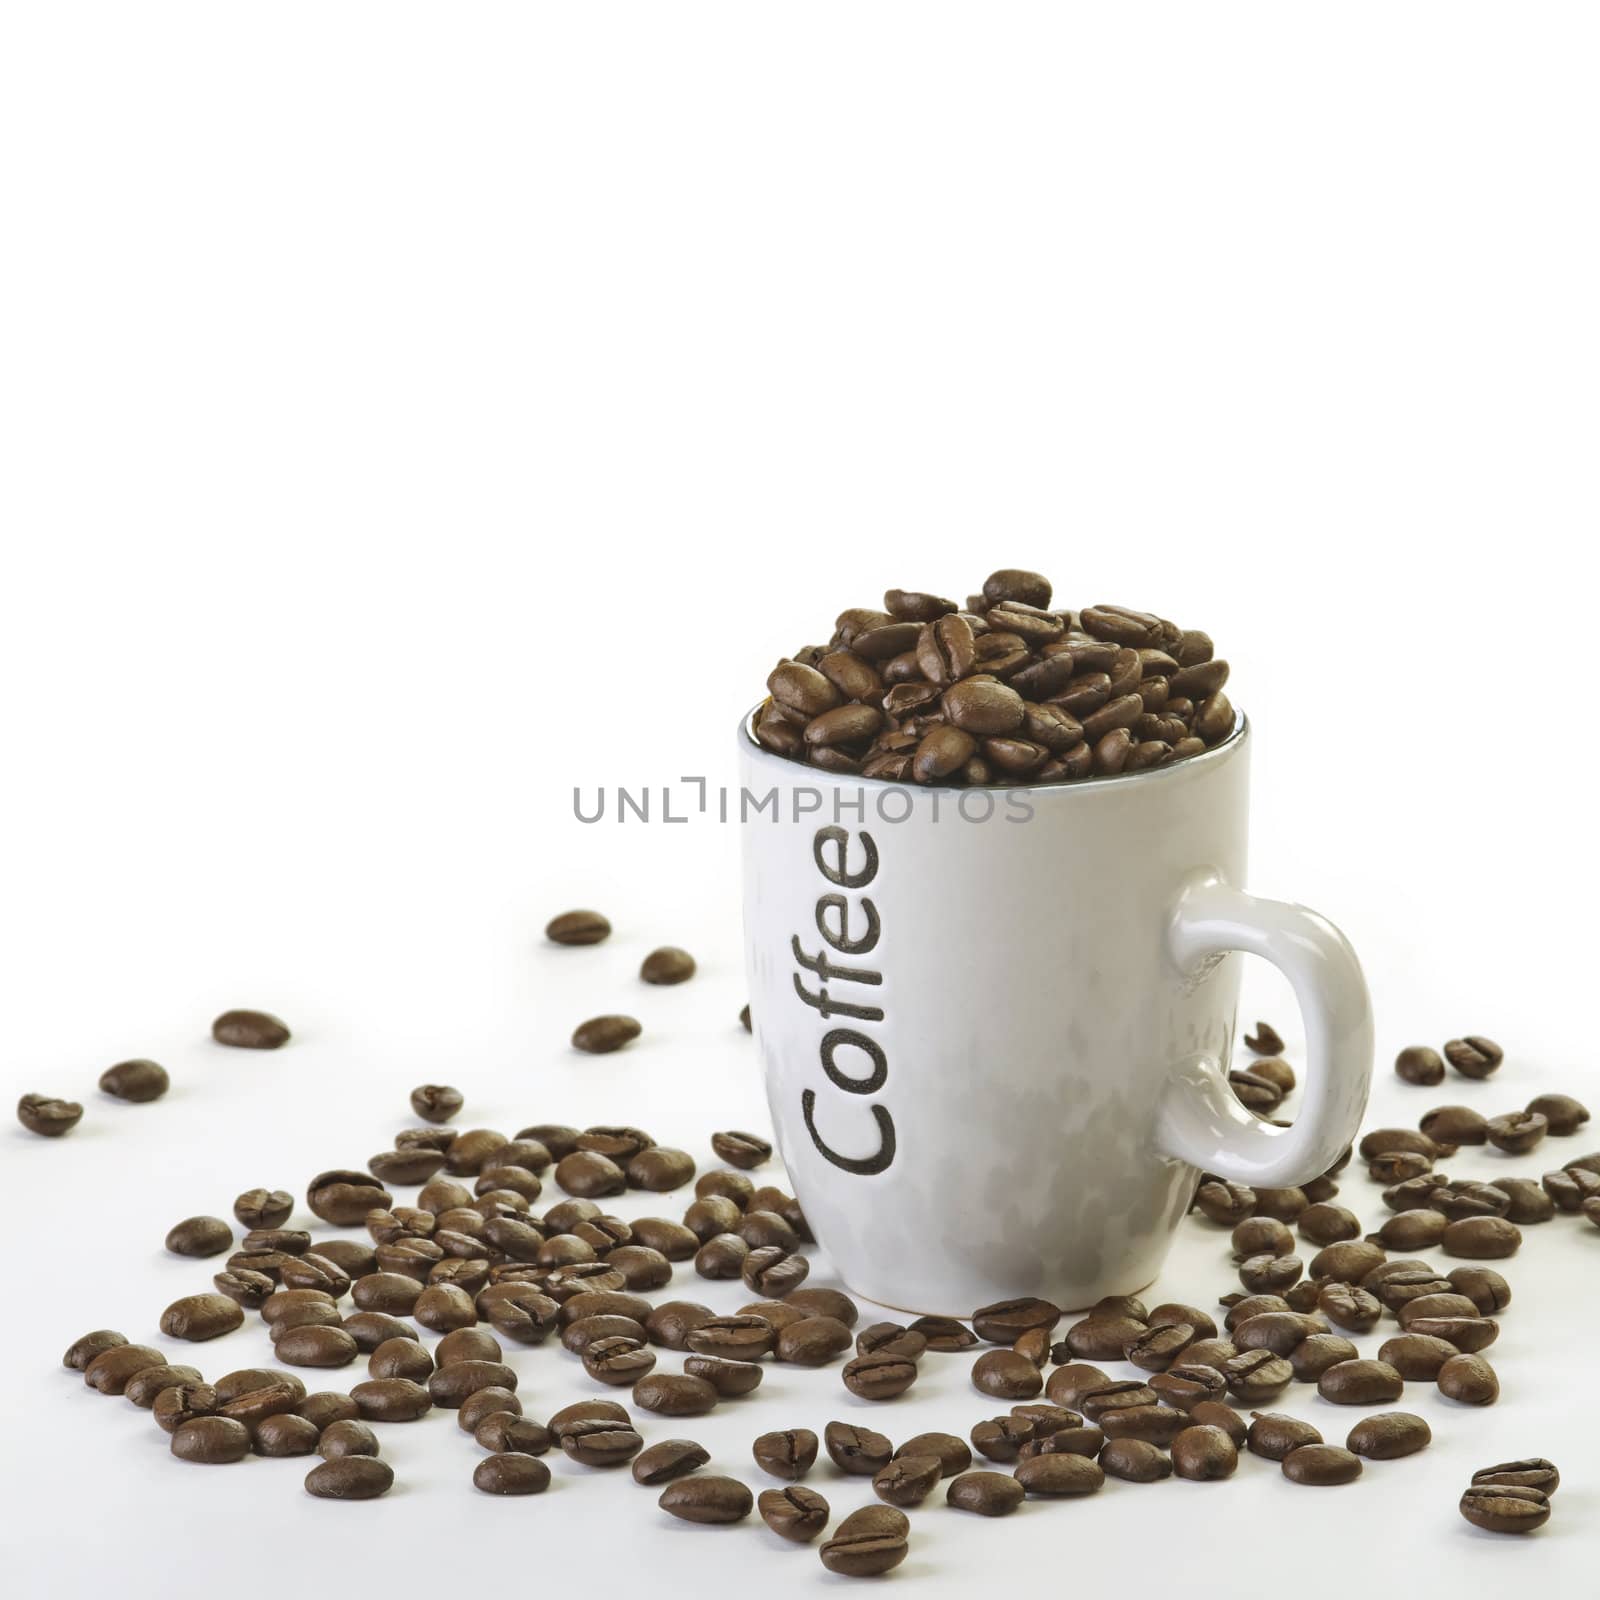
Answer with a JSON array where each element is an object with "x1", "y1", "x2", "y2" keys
[{"x1": 738, "y1": 711, "x2": 1372, "y2": 1315}]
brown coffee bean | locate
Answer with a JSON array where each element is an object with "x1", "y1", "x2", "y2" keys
[
  {"x1": 98, "y1": 1058, "x2": 170, "y2": 1102},
  {"x1": 1445, "y1": 1036, "x2": 1503, "y2": 1078},
  {"x1": 1282, "y1": 1444, "x2": 1362, "y2": 1485},
  {"x1": 640, "y1": 946, "x2": 695, "y2": 986},
  {"x1": 947, "y1": 1469, "x2": 1025, "y2": 1516},
  {"x1": 871, "y1": 1454, "x2": 941, "y2": 1507},
  {"x1": 1394, "y1": 1046, "x2": 1445, "y2": 1085},
  {"x1": 760, "y1": 1485, "x2": 830, "y2": 1545},
  {"x1": 1246, "y1": 1412, "x2": 1321, "y2": 1461},
  {"x1": 351, "y1": 1378, "x2": 433, "y2": 1421},
  {"x1": 1459, "y1": 1484, "x2": 1550, "y2": 1534},
  {"x1": 1100, "y1": 1438, "x2": 1173, "y2": 1482},
  {"x1": 409, "y1": 1084, "x2": 463, "y2": 1123},
  {"x1": 842, "y1": 1351, "x2": 917, "y2": 1401},
  {"x1": 1526, "y1": 1093, "x2": 1589, "y2": 1136},
  {"x1": 819, "y1": 1504, "x2": 908, "y2": 1574},
  {"x1": 1487, "y1": 1111, "x2": 1547, "y2": 1154},
  {"x1": 546, "y1": 908, "x2": 610, "y2": 945},
  {"x1": 632, "y1": 1373, "x2": 718, "y2": 1417},
  {"x1": 824, "y1": 1420, "x2": 891, "y2": 1475},
  {"x1": 1442, "y1": 1216, "x2": 1521, "y2": 1258},
  {"x1": 1194, "y1": 1178, "x2": 1256, "y2": 1224},
  {"x1": 571, "y1": 1015, "x2": 641, "y2": 1054},
  {"x1": 629, "y1": 1438, "x2": 710, "y2": 1486},
  {"x1": 1472, "y1": 1458, "x2": 1560, "y2": 1493},
  {"x1": 1438, "y1": 1353, "x2": 1499, "y2": 1405},
  {"x1": 1347, "y1": 1412, "x2": 1431, "y2": 1459},
  {"x1": 165, "y1": 1216, "x2": 234, "y2": 1258},
  {"x1": 1318, "y1": 1359, "x2": 1404, "y2": 1405},
  {"x1": 908, "y1": 1314, "x2": 977, "y2": 1351},
  {"x1": 172, "y1": 1416, "x2": 251, "y2": 1464},
  {"x1": 971, "y1": 1349, "x2": 1043, "y2": 1400},
  {"x1": 16, "y1": 1093, "x2": 82, "y2": 1137},
  {"x1": 1171, "y1": 1424, "x2": 1238, "y2": 1480},
  {"x1": 305, "y1": 1456, "x2": 393, "y2": 1499},
  {"x1": 1014, "y1": 1452, "x2": 1104, "y2": 1497},
  {"x1": 972, "y1": 1296, "x2": 1062, "y2": 1343},
  {"x1": 159, "y1": 1293, "x2": 245, "y2": 1342}
]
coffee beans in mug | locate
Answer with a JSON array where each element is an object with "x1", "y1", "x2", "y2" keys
[{"x1": 212, "y1": 1009, "x2": 290, "y2": 1049}]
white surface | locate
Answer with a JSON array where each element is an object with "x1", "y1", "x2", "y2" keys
[{"x1": 3, "y1": 2, "x2": 1599, "y2": 1594}]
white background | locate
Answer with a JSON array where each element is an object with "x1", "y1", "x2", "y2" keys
[{"x1": 2, "y1": 3, "x2": 1597, "y2": 1594}]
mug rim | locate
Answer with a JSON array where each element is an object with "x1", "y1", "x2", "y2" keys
[{"x1": 739, "y1": 703, "x2": 1248, "y2": 795}]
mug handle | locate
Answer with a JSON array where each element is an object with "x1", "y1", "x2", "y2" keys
[{"x1": 1155, "y1": 872, "x2": 1373, "y2": 1188}]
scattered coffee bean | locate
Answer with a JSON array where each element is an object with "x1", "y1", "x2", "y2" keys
[
  {"x1": 160, "y1": 1293, "x2": 245, "y2": 1342},
  {"x1": 824, "y1": 1420, "x2": 892, "y2": 1475},
  {"x1": 212, "y1": 1009, "x2": 290, "y2": 1049},
  {"x1": 1171, "y1": 1424, "x2": 1238, "y2": 1480},
  {"x1": 1437, "y1": 1353, "x2": 1499, "y2": 1405},
  {"x1": 895, "y1": 1432, "x2": 971, "y2": 1476},
  {"x1": 972, "y1": 1349, "x2": 1044, "y2": 1400},
  {"x1": 305, "y1": 1456, "x2": 393, "y2": 1499},
  {"x1": 709, "y1": 1131, "x2": 771, "y2": 1169},
  {"x1": 410, "y1": 1085, "x2": 463, "y2": 1124},
  {"x1": 1195, "y1": 1179, "x2": 1256, "y2": 1225},
  {"x1": 1420, "y1": 1104, "x2": 1488, "y2": 1145},
  {"x1": 873, "y1": 1454, "x2": 942, "y2": 1507},
  {"x1": 640, "y1": 947, "x2": 695, "y2": 985},
  {"x1": 172, "y1": 1416, "x2": 251, "y2": 1463},
  {"x1": 124, "y1": 1364, "x2": 202, "y2": 1407},
  {"x1": 972, "y1": 1296, "x2": 1063, "y2": 1343},
  {"x1": 1526, "y1": 1094, "x2": 1589, "y2": 1136},
  {"x1": 165, "y1": 1216, "x2": 234, "y2": 1258},
  {"x1": 571, "y1": 1015, "x2": 641, "y2": 1053},
  {"x1": 1014, "y1": 1452, "x2": 1104, "y2": 1496},
  {"x1": 98, "y1": 1058, "x2": 170, "y2": 1103},
  {"x1": 474, "y1": 1452, "x2": 551, "y2": 1494},
  {"x1": 17, "y1": 1093, "x2": 82, "y2": 1137},
  {"x1": 561, "y1": 1419, "x2": 645, "y2": 1467},
  {"x1": 254, "y1": 1413, "x2": 322, "y2": 1457},
  {"x1": 475, "y1": 1414, "x2": 550, "y2": 1454},
  {"x1": 947, "y1": 1469, "x2": 1026, "y2": 1515},
  {"x1": 1100, "y1": 1438, "x2": 1172, "y2": 1482},
  {"x1": 971, "y1": 1415, "x2": 1034, "y2": 1463},
  {"x1": 64, "y1": 1330, "x2": 128, "y2": 1371},
  {"x1": 633, "y1": 1373, "x2": 718, "y2": 1417},
  {"x1": 546, "y1": 909, "x2": 611, "y2": 945},
  {"x1": 234, "y1": 1188, "x2": 294, "y2": 1228},
  {"x1": 1246, "y1": 1412, "x2": 1322, "y2": 1461},
  {"x1": 753, "y1": 1428, "x2": 818, "y2": 1479},
  {"x1": 1441, "y1": 1216, "x2": 1521, "y2": 1259},
  {"x1": 843, "y1": 1351, "x2": 918, "y2": 1400},
  {"x1": 1445, "y1": 1036, "x2": 1503, "y2": 1078},
  {"x1": 1317, "y1": 1359, "x2": 1404, "y2": 1405},
  {"x1": 1394, "y1": 1046, "x2": 1445, "y2": 1086},
  {"x1": 1244, "y1": 1021, "x2": 1284, "y2": 1054},
  {"x1": 351, "y1": 1377, "x2": 432, "y2": 1422},
  {"x1": 317, "y1": 1419, "x2": 380, "y2": 1457},
  {"x1": 1459, "y1": 1484, "x2": 1549, "y2": 1533},
  {"x1": 1487, "y1": 1111, "x2": 1548, "y2": 1155},
  {"x1": 1282, "y1": 1444, "x2": 1362, "y2": 1485},
  {"x1": 819, "y1": 1504, "x2": 907, "y2": 1574},
  {"x1": 1472, "y1": 1458, "x2": 1559, "y2": 1493},
  {"x1": 1346, "y1": 1412, "x2": 1431, "y2": 1459}
]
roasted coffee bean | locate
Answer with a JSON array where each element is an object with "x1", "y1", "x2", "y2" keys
[
  {"x1": 622, "y1": 1438, "x2": 708, "y2": 1488},
  {"x1": 1171, "y1": 1425, "x2": 1238, "y2": 1480},
  {"x1": 1282, "y1": 1444, "x2": 1362, "y2": 1485},
  {"x1": 1188, "y1": 1401, "x2": 1247, "y2": 1446},
  {"x1": 638, "y1": 946, "x2": 695, "y2": 987},
  {"x1": 317, "y1": 1418, "x2": 380, "y2": 1457},
  {"x1": 350, "y1": 1377, "x2": 433, "y2": 1422},
  {"x1": 305, "y1": 1457, "x2": 393, "y2": 1499},
  {"x1": 971, "y1": 1415, "x2": 1034, "y2": 1463},
  {"x1": 152, "y1": 1383, "x2": 218, "y2": 1432},
  {"x1": 776, "y1": 1315, "x2": 852, "y2": 1367},
  {"x1": 1014, "y1": 1452, "x2": 1104, "y2": 1497},
  {"x1": 753, "y1": 1428, "x2": 819, "y2": 1480},
  {"x1": 1222, "y1": 1350, "x2": 1293, "y2": 1402},
  {"x1": 1239, "y1": 1253, "x2": 1303, "y2": 1293},
  {"x1": 556, "y1": 1149, "x2": 627, "y2": 1197},
  {"x1": 564, "y1": 1314, "x2": 647, "y2": 1356},
  {"x1": 306, "y1": 1170, "x2": 392, "y2": 1227},
  {"x1": 280, "y1": 1253, "x2": 352, "y2": 1296},
  {"x1": 413, "y1": 1283, "x2": 478, "y2": 1332},
  {"x1": 1445, "y1": 1036, "x2": 1503, "y2": 1078},
  {"x1": 98, "y1": 1058, "x2": 170, "y2": 1102},
  {"x1": 1309, "y1": 1240, "x2": 1386, "y2": 1283},
  {"x1": 473, "y1": 1452, "x2": 550, "y2": 1495},
  {"x1": 1383, "y1": 1175, "x2": 1451, "y2": 1214},
  {"x1": 1496, "y1": 1177, "x2": 1556, "y2": 1225},
  {"x1": 124, "y1": 1364, "x2": 202, "y2": 1407},
  {"x1": 273, "y1": 1325, "x2": 359, "y2": 1368},
  {"x1": 474, "y1": 1413, "x2": 549, "y2": 1455},
  {"x1": 909, "y1": 1314, "x2": 977, "y2": 1351},
  {"x1": 1370, "y1": 1267, "x2": 1454, "y2": 1312},
  {"x1": 172, "y1": 1416, "x2": 251, "y2": 1464},
  {"x1": 405, "y1": 1084, "x2": 463, "y2": 1125},
  {"x1": 633, "y1": 1373, "x2": 718, "y2": 1417},
  {"x1": 159, "y1": 1293, "x2": 244, "y2": 1342},
  {"x1": 1438, "y1": 1353, "x2": 1499, "y2": 1405},
  {"x1": 1297, "y1": 1204, "x2": 1360, "y2": 1246},
  {"x1": 1147, "y1": 1302, "x2": 1219, "y2": 1341},
  {"x1": 1099, "y1": 1405, "x2": 1186, "y2": 1446},
  {"x1": 561, "y1": 1419, "x2": 645, "y2": 1467},
  {"x1": 211, "y1": 1008, "x2": 290, "y2": 1049},
  {"x1": 165, "y1": 1216, "x2": 234, "y2": 1258},
  {"x1": 1231, "y1": 1216, "x2": 1295, "y2": 1259},
  {"x1": 64, "y1": 1330, "x2": 128, "y2": 1371},
  {"x1": 1375, "y1": 1209, "x2": 1448, "y2": 1250},
  {"x1": 1318, "y1": 1284, "x2": 1382, "y2": 1333},
  {"x1": 642, "y1": 1299, "x2": 713, "y2": 1350},
  {"x1": 1527, "y1": 1093, "x2": 1589, "y2": 1136},
  {"x1": 1290, "y1": 1336, "x2": 1361, "y2": 1383},
  {"x1": 1043, "y1": 1365, "x2": 1107, "y2": 1410},
  {"x1": 1318, "y1": 1359, "x2": 1404, "y2": 1405},
  {"x1": 1459, "y1": 1484, "x2": 1550, "y2": 1533},
  {"x1": 1447, "y1": 1266, "x2": 1512, "y2": 1314},
  {"x1": 873, "y1": 1454, "x2": 942, "y2": 1507},
  {"x1": 709, "y1": 1130, "x2": 771, "y2": 1170},
  {"x1": 1361, "y1": 1126, "x2": 1443, "y2": 1160},
  {"x1": 1347, "y1": 1412, "x2": 1431, "y2": 1459},
  {"x1": 1377, "y1": 1334, "x2": 1460, "y2": 1380},
  {"x1": 1253, "y1": 1187, "x2": 1309, "y2": 1222},
  {"x1": 1243, "y1": 1021, "x2": 1284, "y2": 1054},
  {"x1": 855, "y1": 1323, "x2": 927, "y2": 1362},
  {"x1": 819, "y1": 1503, "x2": 907, "y2": 1574},
  {"x1": 1442, "y1": 1216, "x2": 1521, "y2": 1258},
  {"x1": 79, "y1": 1339, "x2": 155, "y2": 1393},
  {"x1": 1148, "y1": 1365, "x2": 1228, "y2": 1410},
  {"x1": 1543, "y1": 1166, "x2": 1600, "y2": 1211},
  {"x1": 1080, "y1": 1380, "x2": 1157, "y2": 1419},
  {"x1": 1246, "y1": 1412, "x2": 1322, "y2": 1461},
  {"x1": 16, "y1": 1093, "x2": 82, "y2": 1137},
  {"x1": 842, "y1": 1350, "x2": 918, "y2": 1400},
  {"x1": 1472, "y1": 1458, "x2": 1559, "y2": 1493},
  {"x1": 1182, "y1": 1339, "x2": 1242, "y2": 1370},
  {"x1": 547, "y1": 908, "x2": 611, "y2": 945},
  {"x1": 1195, "y1": 1179, "x2": 1256, "y2": 1225},
  {"x1": 1248, "y1": 1057, "x2": 1296, "y2": 1095},
  {"x1": 1232, "y1": 1312, "x2": 1325, "y2": 1356},
  {"x1": 214, "y1": 1367, "x2": 304, "y2": 1405},
  {"x1": 972, "y1": 1349, "x2": 1043, "y2": 1400},
  {"x1": 893, "y1": 1432, "x2": 971, "y2": 1477},
  {"x1": 630, "y1": 1217, "x2": 698, "y2": 1261},
  {"x1": 1123, "y1": 1323, "x2": 1195, "y2": 1372},
  {"x1": 759, "y1": 1484, "x2": 830, "y2": 1545},
  {"x1": 1487, "y1": 1111, "x2": 1548, "y2": 1154},
  {"x1": 1369, "y1": 1150, "x2": 1433, "y2": 1184},
  {"x1": 686, "y1": 1314, "x2": 775, "y2": 1360},
  {"x1": 571, "y1": 1015, "x2": 641, "y2": 1054},
  {"x1": 824, "y1": 1420, "x2": 892, "y2": 1475},
  {"x1": 253, "y1": 1413, "x2": 321, "y2": 1457},
  {"x1": 1394, "y1": 1046, "x2": 1445, "y2": 1085},
  {"x1": 1100, "y1": 1438, "x2": 1172, "y2": 1482},
  {"x1": 781, "y1": 1286, "x2": 855, "y2": 1325},
  {"x1": 1063, "y1": 1315, "x2": 1150, "y2": 1362},
  {"x1": 1420, "y1": 1104, "x2": 1488, "y2": 1145},
  {"x1": 972, "y1": 1296, "x2": 1062, "y2": 1343},
  {"x1": 741, "y1": 1244, "x2": 808, "y2": 1297},
  {"x1": 457, "y1": 1386, "x2": 520, "y2": 1433},
  {"x1": 947, "y1": 1469, "x2": 1026, "y2": 1516},
  {"x1": 583, "y1": 1334, "x2": 656, "y2": 1386}
]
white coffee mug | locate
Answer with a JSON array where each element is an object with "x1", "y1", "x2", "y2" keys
[{"x1": 738, "y1": 710, "x2": 1372, "y2": 1315}]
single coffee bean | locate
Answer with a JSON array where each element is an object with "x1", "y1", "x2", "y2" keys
[
  {"x1": 1148, "y1": 1302, "x2": 1219, "y2": 1340},
  {"x1": 296, "y1": 1393, "x2": 359, "y2": 1430},
  {"x1": 212, "y1": 1009, "x2": 290, "y2": 1049},
  {"x1": 1420, "y1": 1104, "x2": 1488, "y2": 1145},
  {"x1": 1014, "y1": 1452, "x2": 1104, "y2": 1497},
  {"x1": 1317, "y1": 1284, "x2": 1382, "y2": 1333},
  {"x1": 972, "y1": 1296, "x2": 1063, "y2": 1343},
  {"x1": 172, "y1": 1416, "x2": 251, "y2": 1463},
  {"x1": 1497, "y1": 1178, "x2": 1556, "y2": 1225},
  {"x1": 318, "y1": 1418, "x2": 380, "y2": 1457},
  {"x1": 63, "y1": 1330, "x2": 127, "y2": 1371},
  {"x1": 1375, "y1": 1209, "x2": 1448, "y2": 1250},
  {"x1": 306, "y1": 1169, "x2": 392, "y2": 1227},
  {"x1": 560, "y1": 1419, "x2": 645, "y2": 1467},
  {"x1": 160, "y1": 1293, "x2": 245, "y2": 1342},
  {"x1": 873, "y1": 1454, "x2": 942, "y2": 1507},
  {"x1": 1472, "y1": 1458, "x2": 1559, "y2": 1493},
  {"x1": 1246, "y1": 1412, "x2": 1322, "y2": 1461},
  {"x1": 475, "y1": 1413, "x2": 550, "y2": 1454},
  {"x1": 1543, "y1": 1166, "x2": 1600, "y2": 1211},
  {"x1": 213, "y1": 1367, "x2": 304, "y2": 1405},
  {"x1": 1438, "y1": 1353, "x2": 1499, "y2": 1405},
  {"x1": 1171, "y1": 1425, "x2": 1238, "y2": 1480},
  {"x1": 153, "y1": 1383, "x2": 219, "y2": 1432},
  {"x1": 556, "y1": 1150, "x2": 627, "y2": 1197},
  {"x1": 571, "y1": 1015, "x2": 641, "y2": 1054},
  {"x1": 640, "y1": 946, "x2": 695, "y2": 986},
  {"x1": 1487, "y1": 1111, "x2": 1548, "y2": 1155},
  {"x1": 1195, "y1": 1179, "x2": 1256, "y2": 1224},
  {"x1": 1253, "y1": 1187, "x2": 1309, "y2": 1221},
  {"x1": 1459, "y1": 1484, "x2": 1550, "y2": 1533},
  {"x1": 1318, "y1": 1359, "x2": 1404, "y2": 1405},
  {"x1": 971, "y1": 1415, "x2": 1034, "y2": 1463},
  {"x1": 1231, "y1": 1216, "x2": 1294, "y2": 1259},
  {"x1": 1446, "y1": 1266, "x2": 1512, "y2": 1314},
  {"x1": 843, "y1": 1350, "x2": 918, "y2": 1400},
  {"x1": 627, "y1": 1438, "x2": 709, "y2": 1486},
  {"x1": 546, "y1": 909, "x2": 611, "y2": 945},
  {"x1": 124, "y1": 1364, "x2": 202, "y2": 1407},
  {"x1": 1378, "y1": 1333, "x2": 1461, "y2": 1380},
  {"x1": 457, "y1": 1387, "x2": 520, "y2": 1434},
  {"x1": 233, "y1": 1188, "x2": 294, "y2": 1228},
  {"x1": 972, "y1": 1349, "x2": 1044, "y2": 1400},
  {"x1": 583, "y1": 1334, "x2": 656, "y2": 1386},
  {"x1": 782, "y1": 1287, "x2": 859, "y2": 1325},
  {"x1": 1100, "y1": 1438, "x2": 1172, "y2": 1482},
  {"x1": 98, "y1": 1058, "x2": 170, "y2": 1102},
  {"x1": 633, "y1": 1373, "x2": 718, "y2": 1417},
  {"x1": 305, "y1": 1456, "x2": 394, "y2": 1499},
  {"x1": 776, "y1": 1315, "x2": 851, "y2": 1370},
  {"x1": 350, "y1": 1378, "x2": 432, "y2": 1421},
  {"x1": 1189, "y1": 1402, "x2": 1248, "y2": 1445},
  {"x1": 1346, "y1": 1412, "x2": 1431, "y2": 1459},
  {"x1": 1080, "y1": 1380, "x2": 1157, "y2": 1419},
  {"x1": 742, "y1": 1244, "x2": 808, "y2": 1297},
  {"x1": 1282, "y1": 1444, "x2": 1362, "y2": 1485},
  {"x1": 753, "y1": 1428, "x2": 819, "y2": 1480},
  {"x1": 1290, "y1": 1335, "x2": 1361, "y2": 1383},
  {"x1": 1148, "y1": 1365, "x2": 1228, "y2": 1410},
  {"x1": 1441, "y1": 1216, "x2": 1521, "y2": 1259},
  {"x1": 709, "y1": 1130, "x2": 771, "y2": 1170},
  {"x1": 1297, "y1": 1204, "x2": 1360, "y2": 1246},
  {"x1": 1445, "y1": 1036, "x2": 1503, "y2": 1078},
  {"x1": 1526, "y1": 1093, "x2": 1589, "y2": 1136},
  {"x1": 17, "y1": 1093, "x2": 82, "y2": 1136},
  {"x1": 1369, "y1": 1150, "x2": 1433, "y2": 1184},
  {"x1": 1233, "y1": 1312, "x2": 1324, "y2": 1356},
  {"x1": 656, "y1": 1473, "x2": 752, "y2": 1525},
  {"x1": 1099, "y1": 1405, "x2": 1186, "y2": 1446},
  {"x1": 254, "y1": 1414, "x2": 321, "y2": 1457},
  {"x1": 947, "y1": 1469, "x2": 1026, "y2": 1516},
  {"x1": 686, "y1": 1314, "x2": 775, "y2": 1360},
  {"x1": 1063, "y1": 1315, "x2": 1150, "y2": 1362},
  {"x1": 856, "y1": 1322, "x2": 928, "y2": 1361},
  {"x1": 473, "y1": 1452, "x2": 551, "y2": 1495},
  {"x1": 1308, "y1": 1240, "x2": 1387, "y2": 1283},
  {"x1": 1244, "y1": 1021, "x2": 1284, "y2": 1054},
  {"x1": 1394, "y1": 1046, "x2": 1445, "y2": 1085},
  {"x1": 410, "y1": 1084, "x2": 464, "y2": 1124},
  {"x1": 824, "y1": 1421, "x2": 892, "y2": 1475},
  {"x1": 1222, "y1": 1350, "x2": 1293, "y2": 1402},
  {"x1": 758, "y1": 1484, "x2": 829, "y2": 1545},
  {"x1": 819, "y1": 1504, "x2": 908, "y2": 1574}
]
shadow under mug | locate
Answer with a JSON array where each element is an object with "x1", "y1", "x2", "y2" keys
[{"x1": 738, "y1": 709, "x2": 1373, "y2": 1315}]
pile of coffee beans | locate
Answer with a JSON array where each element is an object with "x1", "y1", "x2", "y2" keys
[
  {"x1": 52, "y1": 991, "x2": 1587, "y2": 1563},
  {"x1": 751, "y1": 570, "x2": 1236, "y2": 783}
]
